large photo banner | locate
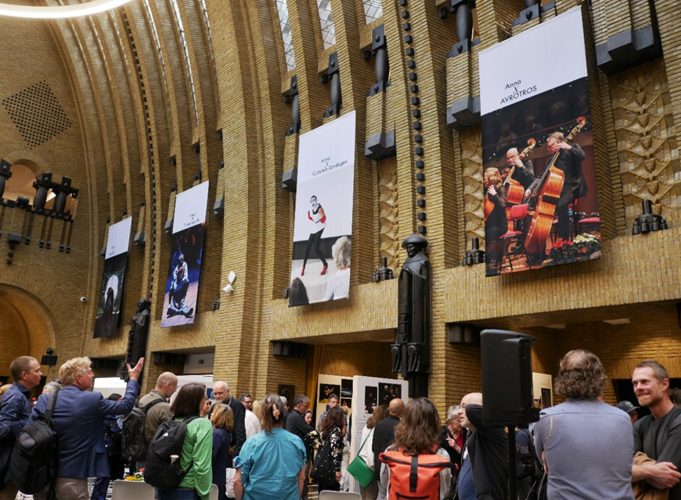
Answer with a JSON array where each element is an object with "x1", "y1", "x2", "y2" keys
[
  {"x1": 94, "y1": 216, "x2": 132, "y2": 338},
  {"x1": 161, "y1": 182, "x2": 209, "y2": 327},
  {"x1": 289, "y1": 111, "x2": 356, "y2": 306},
  {"x1": 479, "y1": 7, "x2": 601, "y2": 277}
]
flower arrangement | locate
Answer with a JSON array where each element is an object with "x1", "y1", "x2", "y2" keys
[
  {"x1": 573, "y1": 233, "x2": 601, "y2": 255},
  {"x1": 549, "y1": 233, "x2": 600, "y2": 263}
]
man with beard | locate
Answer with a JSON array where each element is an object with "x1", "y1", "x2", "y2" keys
[{"x1": 631, "y1": 360, "x2": 681, "y2": 498}]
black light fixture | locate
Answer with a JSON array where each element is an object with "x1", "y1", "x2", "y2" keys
[
  {"x1": 632, "y1": 199, "x2": 668, "y2": 235},
  {"x1": 462, "y1": 237, "x2": 485, "y2": 265},
  {"x1": 41, "y1": 347, "x2": 58, "y2": 367},
  {"x1": 0, "y1": 159, "x2": 11, "y2": 200},
  {"x1": 372, "y1": 256, "x2": 395, "y2": 282}
]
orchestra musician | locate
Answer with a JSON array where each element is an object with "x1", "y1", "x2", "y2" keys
[
  {"x1": 545, "y1": 132, "x2": 587, "y2": 241},
  {"x1": 503, "y1": 147, "x2": 536, "y2": 191},
  {"x1": 483, "y1": 167, "x2": 507, "y2": 274}
]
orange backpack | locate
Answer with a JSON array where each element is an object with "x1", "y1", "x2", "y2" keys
[{"x1": 380, "y1": 449, "x2": 451, "y2": 500}]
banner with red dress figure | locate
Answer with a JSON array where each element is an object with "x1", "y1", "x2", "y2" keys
[
  {"x1": 94, "y1": 216, "x2": 132, "y2": 338},
  {"x1": 289, "y1": 112, "x2": 356, "y2": 306},
  {"x1": 160, "y1": 182, "x2": 208, "y2": 327},
  {"x1": 479, "y1": 7, "x2": 601, "y2": 276}
]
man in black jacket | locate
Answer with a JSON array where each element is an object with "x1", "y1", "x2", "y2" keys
[
  {"x1": 372, "y1": 398, "x2": 403, "y2": 485},
  {"x1": 286, "y1": 395, "x2": 314, "y2": 499},
  {"x1": 456, "y1": 392, "x2": 508, "y2": 500},
  {"x1": 212, "y1": 381, "x2": 246, "y2": 464}
]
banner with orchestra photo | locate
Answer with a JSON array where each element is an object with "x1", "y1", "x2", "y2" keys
[{"x1": 479, "y1": 7, "x2": 600, "y2": 277}]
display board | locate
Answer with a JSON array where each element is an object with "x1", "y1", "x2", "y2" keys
[{"x1": 479, "y1": 7, "x2": 601, "y2": 276}]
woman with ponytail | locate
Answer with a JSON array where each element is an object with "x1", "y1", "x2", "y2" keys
[{"x1": 233, "y1": 394, "x2": 307, "y2": 499}]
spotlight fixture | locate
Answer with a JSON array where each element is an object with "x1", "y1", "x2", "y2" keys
[
  {"x1": 41, "y1": 347, "x2": 58, "y2": 367},
  {"x1": 462, "y1": 237, "x2": 485, "y2": 266},
  {"x1": 222, "y1": 271, "x2": 237, "y2": 294},
  {"x1": 372, "y1": 256, "x2": 395, "y2": 282},
  {"x1": 632, "y1": 199, "x2": 668, "y2": 235},
  {"x1": 0, "y1": 0, "x2": 133, "y2": 20}
]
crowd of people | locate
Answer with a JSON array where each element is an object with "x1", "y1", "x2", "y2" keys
[{"x1": 0, "y1": 351, "x2": 680, "y2": 500}]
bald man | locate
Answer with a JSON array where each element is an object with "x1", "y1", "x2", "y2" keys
[
  {"x1": 138, "y1": 371, "x2": 177, "y2": 443},
  {"x1": 456, "y1": 392, "x2": 508, "y2": 500},
  {"x1": 372, "y1": 398, "x2": 404, "y2": 487}
]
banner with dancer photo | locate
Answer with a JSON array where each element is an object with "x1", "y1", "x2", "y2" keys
[
  {"x1": 94, "y1": 216, "x2": 132, "y2": 338},
  {"x1": 161, "y1": 182, "x2": 209, "y2": 327},
  {"x1": 289, "y1": 111, "x2": 356, "y2": 306},
  {"x1": 479, "y1": 7, "x2": 601, "y2": 277}
]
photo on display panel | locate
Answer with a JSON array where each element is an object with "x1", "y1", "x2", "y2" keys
[
  {"x1": 364, "y1": 386, "x2": 378, "y2": 414},
  {"x1": 93, "y1": 252, "x2": 128, "y2": 338},
  {"x1": 319, "y1": 383, "x2": 341, "y2": 403},
  {"x1": 160, "y1": 224, "x2": 204, "y2": 327}
]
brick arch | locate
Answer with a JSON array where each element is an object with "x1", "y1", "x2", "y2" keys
[{"x1": 0, "y1": 284, "x2": 56, "y2": 382}]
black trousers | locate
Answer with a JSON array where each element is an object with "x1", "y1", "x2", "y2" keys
[{"x1": 303, "y1": 228, "x2": 326, "y2": 269}]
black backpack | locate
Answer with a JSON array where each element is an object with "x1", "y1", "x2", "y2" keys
[
  {"x1": 9, "y1": 388, "x2": 60, "y2": 496},
  {"x1": 121, "y1": 397, "x2": 163, "y2": 463},
  {"x1": 143, "y1": 416, "x2": 197, "y2": 490}
]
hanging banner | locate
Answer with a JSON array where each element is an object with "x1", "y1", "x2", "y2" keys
[
  {"x1": 161, "y1": 182, "x2": 209, "y2": 327},
  {"x1": 289, "y1": 111, "x2": 356, "y2": 306},
  {"x1": 93, "y1": 216, "x2": 132, "y2": 338},
  {"x1": 479, "y1": 7, "x2": 601, "y2": 276}
]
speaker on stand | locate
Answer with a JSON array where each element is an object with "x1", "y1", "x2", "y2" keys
[{"x1": 480, "y1": 329, "x2": 540, "y2": 500}]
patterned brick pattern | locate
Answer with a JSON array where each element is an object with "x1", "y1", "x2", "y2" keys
[{"x1": 2, "y1": 2, "x2": 681, "y2": 414}]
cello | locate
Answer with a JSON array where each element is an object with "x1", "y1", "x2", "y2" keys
[
  {"x1": 483, "y1": 139, "x2": 536, "y2": 221},
  {"x1": 503, "y1": 139, "x2": 536, "y2": 231},
  {"x1": 523, "y1": 117, "x2": 587, "y2": 258}
]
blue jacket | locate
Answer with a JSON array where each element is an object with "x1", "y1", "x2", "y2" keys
[
  {"x1": 31, "y1": 380, "x2": 139, "y2": 479},
  {"x1": 0, "y1": 383, "x2": 32, "y2": 485},
  {"x1": 0, "y1": 383, "x2": 32, "y2": 443}
]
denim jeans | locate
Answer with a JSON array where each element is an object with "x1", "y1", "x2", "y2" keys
[{"x1": 155, "y1": 487, "x2": 200, "y2": 500}]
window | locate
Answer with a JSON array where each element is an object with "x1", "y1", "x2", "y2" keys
[
  {"x1": 363, "y1": 0, "x2": 382, "y2": 24},
  {"x1": 274, "y1": 0, "x2": 296, "y2": 71},
  {"x1": 316, "y1": 0, "x2": 336, "y2": 49}
]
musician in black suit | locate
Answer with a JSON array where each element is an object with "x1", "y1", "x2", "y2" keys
[
  {"x1": 503, "y1": 147, "x2": 536, "y2": 190},
  {"x1": 484, "y1": 168, "x2": 507, "y2": 274},
  {"x1": 546, "y1": 132, "x2": 587, "y2": 241}
]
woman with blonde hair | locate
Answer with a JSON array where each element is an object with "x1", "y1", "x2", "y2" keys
[
  {"x1": 234, "y1": 394, "x2": 306, "y2": 499},
  {"x1": 357, "y1": 404, "x2": 388, "y2": 499},
  {"x1": 211, "y1": 403, "x2": 234, "y2": 500}
]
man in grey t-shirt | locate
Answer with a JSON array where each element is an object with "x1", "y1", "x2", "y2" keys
[{"x1": 534, "y1": 349, "x2": 634, "y2": 499}]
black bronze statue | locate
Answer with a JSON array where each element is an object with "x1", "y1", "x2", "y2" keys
[
  {"x1": 121, "y1": 298, "x2": 151, "y2": 380},
  {"x1": 392, "y1": 234, "x2": 431, "y2": 398}
]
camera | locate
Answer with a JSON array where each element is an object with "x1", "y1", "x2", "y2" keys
[{"x1": 80, "y1": 296, "x2": 87, "y2": 303}]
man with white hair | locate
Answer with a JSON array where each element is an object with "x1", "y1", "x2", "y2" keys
[
  {"x1": 31, "y1": 356, "x2": 144, "y2": 500},
  {"x1": 213, "y1": 380, "x2": 246, "y2": 459}
]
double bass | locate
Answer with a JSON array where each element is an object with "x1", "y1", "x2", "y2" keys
[{"x1": 523, "y1": 117, "x2": 587, "y2": 258}]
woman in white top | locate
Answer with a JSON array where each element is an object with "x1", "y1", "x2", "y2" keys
[{"x1": 323, "y1": 236, "x2": 351, "y2": 300}]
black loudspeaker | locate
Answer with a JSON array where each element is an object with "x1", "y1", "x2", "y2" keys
[{"x1": 480, "y1": 329, "x2": 539, "y2": 426}]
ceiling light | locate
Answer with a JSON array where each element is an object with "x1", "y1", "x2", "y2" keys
[
  {"x1": 0, "y1": 0, "x2": 133, "y2": 20},
  {"x1": 603, "y1": 318, "x2": 631, "y2": 325}
]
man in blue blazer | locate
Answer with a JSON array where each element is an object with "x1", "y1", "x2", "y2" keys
[{"x1": 31, "y1": 356, "x2": 144, "y2": 500}]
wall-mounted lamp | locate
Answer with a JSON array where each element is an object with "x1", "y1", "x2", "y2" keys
[
  {"x1": 41, "y1": 347, "x2": 58, "y2": 367},
  {"x1": 632, "y1": 199, "x2": 668, "y2": 235},
  {"x1": 462, "y1": 237, "x2": 485, "y2": 265},
  {"x1": 222, "y1": 271, "x2": 237, "y2": 294}
]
